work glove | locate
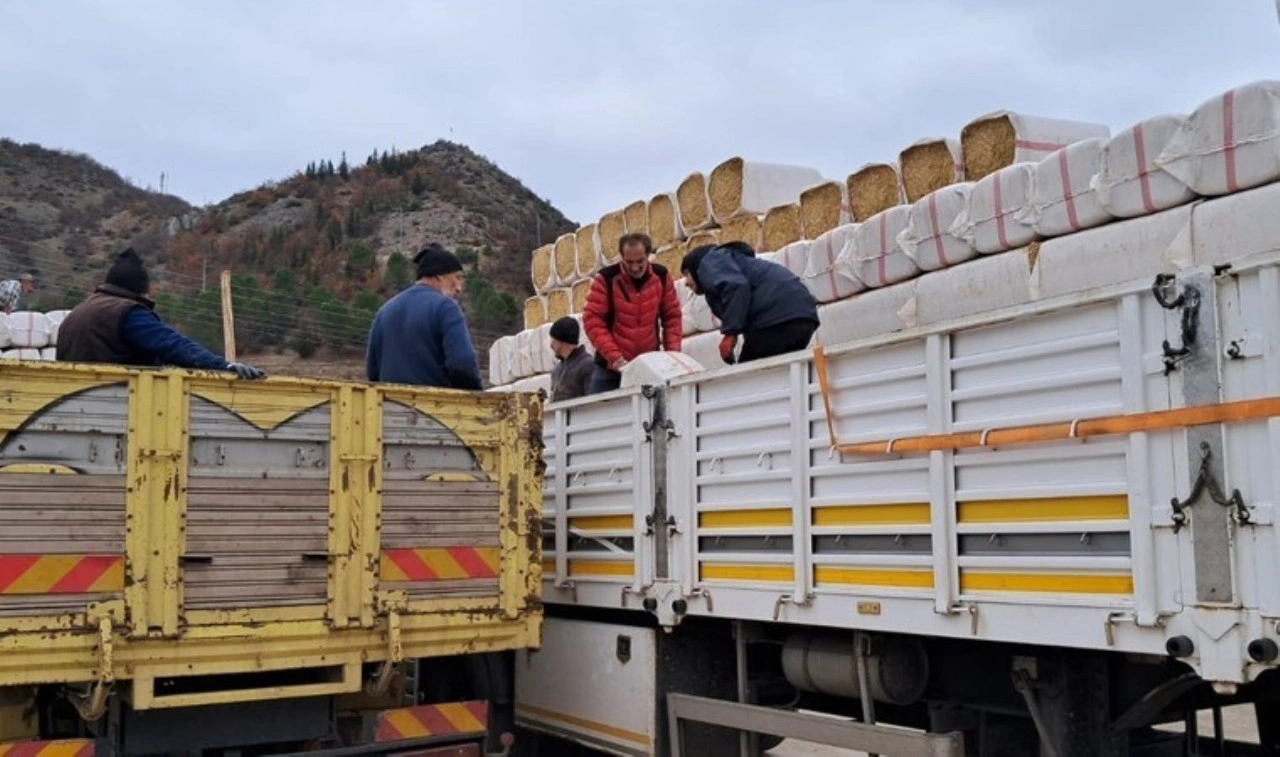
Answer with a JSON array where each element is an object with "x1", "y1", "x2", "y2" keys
[
  {"x1": 227, "y1": 362, "x2": 266, "y2": 380},
  {"x1": 719, "y1": 334, "x2": 738, "y2": 365}
]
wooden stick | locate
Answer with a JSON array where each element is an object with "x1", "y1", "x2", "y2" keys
[{"x1": 219, "y1": 270, "x2": 236, "y2": 363}]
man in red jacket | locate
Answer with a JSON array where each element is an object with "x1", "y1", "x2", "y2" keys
[{"x1": 582, "y1": 233, "x2": 683, "y2": 394}]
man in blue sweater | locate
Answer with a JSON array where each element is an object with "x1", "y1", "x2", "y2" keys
[
  {"x1": 57, "y1": 248, "x2": 264, "y2": 378},
  {"x1": 365, "y1": 243, "x2": 482, "y2": 390}
]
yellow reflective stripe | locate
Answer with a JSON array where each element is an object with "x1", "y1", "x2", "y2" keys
[
  {"x1": 699, "y1": 509, "x2": 792, "y2": 529},
  {"x1": 438, "y1": 701, "x2": 487, "y2": 733},
  {"x1": 814, "y1": 567, "x2": 934, "y2": 588},
  {"x1": 700, "y1": 563, "x2": 794, "y2": 583},
  {"x1": 383, "y1": 708, "x2": 430, "y2": 738},
  {"x1": 960, "y1": 571, "x2": 1133, "y2": 594},
  {"x1": 540, "y1": 559, "x2": 556, "y2": 573},
  {"x1": 567, "y1": 560, "x2": 633, "y2": 577},
  {"x1": 958, "y1": 496, "x2": 1129, "y2": 523},
  {"x1": 516, "y1": 703, "x2": 650, "y2": 747},
  {"x1": 812, "y1": 503, "x2": 931, "y2": 526},
  {"x1": 568, "y1": 514, "x2": 632, "y2": 530}
]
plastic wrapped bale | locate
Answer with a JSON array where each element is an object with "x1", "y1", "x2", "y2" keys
[
  {"x1": 708, "y1": 157, "x2": 824, "y2": 224},
  {"x1": 961, "y1": 111, "x2": 1110, "y2": 182},
  {"x1": 0, "y1": 314, "x2": 10, "y2": 350},
  {"x1": 624, "y1": 199, "x2": 649, "y2": 237},
  {"x1": 524, "y1": 296, "x2": 548, "y2": 330},
  {"x1": 900, "y1": 137, "x2": 965, "y2": 203},
  {"x1": 1, "y1": 348, "x2": 42, "y2": 362},
  {"x1": 677, "y1": 172, "x2": 715, "y2": 232},
  {"x1": 675, "y1": 280, "x2": 698, "y2": 336},
  {"x1": 1039, "y1": 204, "x2": 1194, "y2": 297},
  {"x1": 513, "y1": 329, "x2": 542, "y2": 380},
  {"x1": 1028, "y1": 138, "x2": 1112, "y2": 237},
  {"x1": 690, "y1": 295, "x2": 721, "y2": 333},
  {"x1": 686, "y1": 228, "x2": 721, "y2": 251},
  {"x1": 547, "y1": 288, "x2": 573, "y2": 321},
  {"x1": 489, "y1": 335, "x2": 518, "y2": 385},
  {"x1": 599, "y1": 209, "x2": 627, "y2": 264},
  {"x1": 846, "y1": 163, "x2": 905, "y2": 223},
  {"x1": 574, "y1": 223, "x2": 602, "y2": 279},
  {"x1": 653, "y1": 242, "x2": 686, "y2": 275},
  {"x1": 799, "y1": 181, "x2": 851, "y2": 238},
  {"x1": 681, "y1": 330, "x2": 728, "y2": 371},
  {"x1": 899, "y1": 183, "x2": 979, "y2": 272},
  {"x1": 774, "y1": 240, "x2": 811, "y2": 278},
  {"x1": 571, "y1": 279, "x2": 593, "y2": 314},
  {"x1": 803, "y1": 224, "x2": 863, "y2": 303},
  {"x1": 762, "y1": 203, "x2": 803, "y2": 252},
  {"x1": 951, "y1": 163, "x2": 1039, "y2": 254},
  {"x1": 511, "y1": 373, "x2": 552, "y2": 395},
  {"x1": 620, "y1": 351, "x2": 704, "y2": 389},
  {"x1": 39, "y1": 347, "x2": 55, "y2": 361},
  {"x1": 816, "y1": 280, "x2": 919, "y2": 347},
  {"x1": 720, "y1": 213, "x2": 762, "y2": 249},
  {"x1": 1158, "y1": 81, "x2": 1280, "y2": 196},
  {"x1": 846, "y1": 206, "x2": 918, "y2": 288},
  {"x1": 1095, "y1": 114, "x2": 1196, "y2": 218},
  {"x1": 531, "y1": 244, "x2": 556, "y2": 294},
  {"x1": 915, "y1": 244, "x2": 1036, "y2": 326},
  {"x1": 531, "y1": 323, "x2": 556, "y2": 375},
  {"x1": 7, "y1": 312, "x2": 50, "y2": 348},
  {"x1": 551, "y1": 233, "x2": 578, "y2": 285},
  {"x1": 45, "y1": 310, "x2": 69, "y2": 345},
  {"x1": 648, "y1": 192, "x2": 684, "y2": 248}
]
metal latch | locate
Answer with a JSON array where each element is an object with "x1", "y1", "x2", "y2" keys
[
  {"x1": 1151, "y1": 274, "x2": 1201, "y2": 375},
  {"x1": 75, "y1": 602, "x2": 123, "y2": 721},
  {"x1": 1169, "y1": 441, "x2": 1251, "y2": 532}
]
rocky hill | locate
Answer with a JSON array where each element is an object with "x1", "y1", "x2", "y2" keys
[{"x1": 0, "y1": 138, "x2": 577, "y2": 376}]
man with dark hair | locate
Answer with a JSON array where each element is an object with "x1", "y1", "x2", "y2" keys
[
  {"x1": 681, "y1": 242, "x2": 818, "y2": 365},
  {"x1": 548, "y1": 316, "x2": 591, "y2": 402},
  {"x1": 581, "y1": 232, "x2": 682, "y2": 394},
  {"x1": 57, "y1": 248, "x2": 264, "y2": 378},
  {"x1": 366, "y1": 243, "x2": 482, "y2": 390}
]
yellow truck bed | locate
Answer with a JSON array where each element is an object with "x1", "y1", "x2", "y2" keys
[{"x1": 0, "y1": 361, "x2": 542, "y2": 713}]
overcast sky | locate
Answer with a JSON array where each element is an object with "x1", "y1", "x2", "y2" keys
[{"x1": 1, "y1": 1, "x2": 1276, "y2": 226}]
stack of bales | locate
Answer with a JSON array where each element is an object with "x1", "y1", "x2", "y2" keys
[{"x1": 0, "y1": 311, "x2": 69, "y2": 361}]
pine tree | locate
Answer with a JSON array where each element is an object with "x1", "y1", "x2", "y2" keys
[{"x1": 338, "y1": 152, "x2": 349, "y2": 180}]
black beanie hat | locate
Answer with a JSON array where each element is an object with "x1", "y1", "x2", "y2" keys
[
  {"x1": 549, "y1": 316, "x2": 579, "y2": 345},
  {"x1": 414, "y1": 243, "x2": 464, "y2": 278},
  {"x1": 105, "y1": 247, "x2": 150, "y2": 294}
]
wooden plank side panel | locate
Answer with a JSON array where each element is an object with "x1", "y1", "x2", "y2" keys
[
  {"x1": 0, "y1": 475, "x2": 126, "y2": 616},
  {"x1": 184, "y1": 478, "x2": 330, "y2": 610},
  {"x1": 380, "y1": 480, "x2": 502, "y2": 600}
]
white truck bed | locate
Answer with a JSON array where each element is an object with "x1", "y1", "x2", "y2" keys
[{"x1": 540, "y1": 182, "x2": 1280, "y2": 688}]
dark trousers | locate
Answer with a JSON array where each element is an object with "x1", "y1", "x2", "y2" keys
[
  {"x1": 738, "y1": 319, "x2": 819, "y2": 363},
  {"x1": 587, "y1": 363, "x2": 622, "y2": 394}
]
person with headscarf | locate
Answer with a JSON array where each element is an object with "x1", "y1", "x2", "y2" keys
[
  {"x1": 56, "y1": 248, "x2": 264, "y2": 378},
  {"x1": 680, "y1": 242, "x2": 819, "y2": 365},
  {"x1": 366, "y1": 243, "x2": 482, "y2": 389}
]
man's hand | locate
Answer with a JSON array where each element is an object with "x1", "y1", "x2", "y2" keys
[
  {"x1": 609, "y1": 357, "x2": 629, "y2": 372},
  {"x1": 227, "y1": 362, "x2": 266, "y2": 380},
  {"x1": 719, "y1": 334, "x2": 738, "y2": 365}
]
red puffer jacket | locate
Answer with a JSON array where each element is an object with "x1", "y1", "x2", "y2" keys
[{"x1": 582, "y1": 262, "x2": 683, "y2": 366}]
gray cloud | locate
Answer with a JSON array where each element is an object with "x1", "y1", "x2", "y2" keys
[{"x1": 1, "y1": 1, "x2": 1276, "y2": 225}]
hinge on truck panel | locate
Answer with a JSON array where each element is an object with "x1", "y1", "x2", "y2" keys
[
  {"x1": 1152, "y1": 273, "x2": 1202, "y2": 375},
  {"x1": 1169, "y1": 441, "x2": 1251, "y2": 533},
  {"x1": 368, "y1": 608, "x2": 403, "y2": 697}
]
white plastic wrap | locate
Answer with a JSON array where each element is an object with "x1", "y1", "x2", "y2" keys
[
  {"x1": 815, "y1": 280, "x2": 919, "y2": 347},
  {"x1": 38, "y1": 347, "x2": 55, "y2": 361},
  {"x1": 952, "y1": 163, "x2": 1038, "y2": 254},
  {"x1": 45, "y1": 310, "x2": 69, "y2": 345},
  {"x1": 802, "y1": 224, "x2": 863, "y2": 303},
  {"x1": 488, "y1": 336, "x2": 514, "y2": 386},
  {"x1": 1191, "y1": 181, "x2": 1280, "y2": 267},
  {"x1": 1157, "y1": 81, "x2": 1280, "y2": 196},
  {"x1": 681, "y1": 330, "x2": 728, "y2": 372},
  {"x1": 531, "y1": 323, "x2": 556, "y2": 375},
  {"x1": 1, "y1": 348, "x2": 42, "y2": 362},
  {"x1": 1094, "y1": 114, "x2": 1197, "y2": 218},
  {"x1": 511, "y1": 374, "x2": 552, "y2": 395},
  {"x1": 846, "y1": 206, "x2": 918, "y2": 288},
  {"x1": 916, "y1": 246, "x2": 1035, "y2": 325},
  {"x1": 7, "y1": 312, "x2": 50, "y2": 348},
  {"x1": 0, "y1": 315, "x2": 10, "y2": 350},
  {"x1": 708, "y1": 158, "x2": 825, "y2": 224},
  {"x1": 898, "y1": 183, "x2": 978, "y2": 272},
  {"x1": 1028, "y1": 138, "x2": 1112, "y2": 237},
  {"x1": 511, "y1": 329, "x2": 539, "y2": 380},
  {"x1": 675, "y1": 280, "x2": 698, "y2": 337},
  {"x1": 1034, "y1": 204, "x2": 1194, "y2": 299},
  {"x1": 620, "y1": 351, "x2": 705, "y2": 389},
  {"x1": 690, "y1": 295, "x2": 720, "y2": 334},
  {"x1": 773, "y1": 240, "x2": 812, "y2": 279}
]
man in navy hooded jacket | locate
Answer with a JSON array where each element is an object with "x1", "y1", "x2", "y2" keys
[
  {"x1": 681, "y1": 242, "x2": 819, "y2": 365},
  {"x1": 366, "y1": 243, "x2": 482, "y2": 390}
]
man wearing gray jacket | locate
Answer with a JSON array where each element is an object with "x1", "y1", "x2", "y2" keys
[{"x1": 548, "y1": 317, "x2": 592, "y2": 402}]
